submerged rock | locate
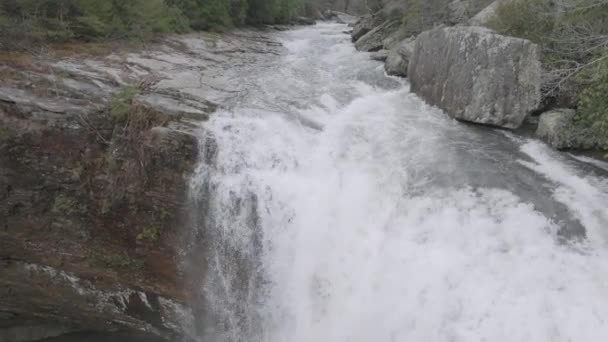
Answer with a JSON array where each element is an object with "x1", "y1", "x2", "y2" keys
[
  {"x1": 536, "y1": 109, "x2": 576, "y2": 149},
  {"x1": 384, "y1": 38, "x2": 415, "y2": 77},
  {"x1": 355, "y1": 19, "x2": 401, "y2": 52},
  {"x1": 408, "y1": 26, "x2": 541, "y2": 129}
]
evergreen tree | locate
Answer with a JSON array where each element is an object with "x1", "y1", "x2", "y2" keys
[{"x1": 0, "y1": 0, "x2": 306, "y2": 49}]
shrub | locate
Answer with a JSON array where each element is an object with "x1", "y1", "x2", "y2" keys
[
  {"x1": 103, "y1": 252, "x2": 132, "y2": 268},
  {"x1": 487, "y1": 0, "x2": 608, "y2": 149},
  {"x1": 0, "y1": 0, "x2": 308, "y2": 49},
  {"x1": 486, "y1": 0, "x2": 556, "y2": 44},
  {"x1": 137, "y1": 224, "x2": 161, "y2": 242},
  {"x1": 51, "y1": 194, "x2": 86, "y2": 215},
  {"x1": 110, "y1": 86, "x2": 139, "y2": 122},
  {"x1": 574, "y1": 54, "x2": 608, "y2": 149}
]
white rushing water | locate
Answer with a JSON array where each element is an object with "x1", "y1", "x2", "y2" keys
[{"x1": 190, "y1": 23, "x2": 608, "y2": 342}]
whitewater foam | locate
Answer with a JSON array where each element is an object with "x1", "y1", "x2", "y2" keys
[{"x1": 190, "y1": 22, "x2": 608, "y2": 342}]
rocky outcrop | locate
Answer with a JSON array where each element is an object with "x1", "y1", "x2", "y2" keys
[
  {"x1": 1, "y1": 261, "x2": 197, "y2": 342},
  {"x1": 370, "y1": 50, "x2": 390, "y2": 61},
  {"x1": 351, "y1": 13, "x2": 386, "y2": 42},
  {"x1": 355, "y1": 19, "x2": 401, "y2": 52},
  {"x1": 0, "y1": 29, "x2": 282, "y2": 341},
  {"x1": 382, "y1": 25, "x2": 412, "y2": 50},
  {"x1": 384, "y1": 37, "x2": 415, "y2": 77},
  {"x1": 536, "y1": 109, "x2": 576, "y2": 149},
  {"x1": 408, "y1": 26, "x2": 542, "y2": 129},
  {"x1": 0, "y1": 82, "x2": 200, "y2": 342}
]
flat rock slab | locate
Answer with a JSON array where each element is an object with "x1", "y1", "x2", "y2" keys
[{"x1": 408, "y1": 26, "x2": 541, "y2": 129}]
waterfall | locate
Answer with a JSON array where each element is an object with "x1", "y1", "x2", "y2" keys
[{"x1": 187, "y1": 23, "x2": 608, "y2": 342}]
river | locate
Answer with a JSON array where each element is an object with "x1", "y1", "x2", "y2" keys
[{"x1": 188, "y1": 22, "x2": 608, "y2": 342}]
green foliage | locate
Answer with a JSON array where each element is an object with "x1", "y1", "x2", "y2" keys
[
  {"x1": 574, "y1": 55, "x2": 608, "y2": 149},
  {"x1": 486, "y1": 0, "x2": 555, "y2": 44},
  {"x1": 402, "y1": 0, "x2": 423, "y2": 35},
  {"x1": 0, "y1": 0, "x2": 188, "y2": 48},
  {"x1": 102, "y1": 252, "x2": 132, "y2": 269},
  {"x1": 487, "y1": 0, "x2": 608, "y2": 149},
  {"x1": 110, "y1": 86, "x2": 139, "y2": 122},
  {"x1": 52, "y1": 194, "x2": 86, "y2": 215},
  {"x1": 137, "y1": 224, "x2": 161, "y2": 242},
  {"x1": 401, "y1": 0, "x2": 478, "y2": 36},
  {"x1": 246, "y1": 0, "x2": 300, "y2": 24},
  {"x1": 0, "y1": 0, "x2": 307, "y2": 48},
  {"x1": 563, "y1": 0, "x2": 608, "y2": 35},
  {"x1": 230, "y1": 0, "x2": 249, "y2": 25}
]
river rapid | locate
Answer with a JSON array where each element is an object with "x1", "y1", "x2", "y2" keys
[{"x1": 189, "y1": 22, "x2": 608, "y2": 342}]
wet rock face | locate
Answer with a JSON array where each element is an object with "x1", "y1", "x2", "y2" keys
[
  {"x1": 0, "y1": 260, "x2": 197, "y2": 342},
  {"x1": 0, "y1": 90, "x2": 199, "y2": 341},
  {"x1": 355, "y1": 19, "x2": 401, "y2": 52},
  {"x1": 408, "y1": 26, "x2": 542, "y2": 129},
  {"x1": 382, "y1": 25, "x2": 412, "y2": 50},
  {"x1": 0, "y1": 29, "x2": 283, "y2": 341},
  {"x1": 351, "y1": 13, "x2": 386, "y2": 42},
  {"x1": 384, "y1": 37, "x2": 415, "y2": 77}
]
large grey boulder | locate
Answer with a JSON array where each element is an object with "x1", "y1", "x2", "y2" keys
[
  {"x1": 355, "y1": 19, "x2": 401, "y2": 52},
  {"x1": 536, "y1": 109, "x2": 576, "y2": 149},
  {"x1": 384, "y1": 38, "x2": 415, "y2": 77},
  {"x1": 351, "y1": 13, "x2": 386, "y2": 42},
  {"x1": 408, "y1": 26, "x2": 542, "y2": 129}
]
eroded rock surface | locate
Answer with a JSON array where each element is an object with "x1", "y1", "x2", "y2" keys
[
  {"x1": 351, "y1": 13, "x2": 386, "y2": 42},
  {"x1": 355, "y1": 19, "x2": 401, "y2": 52},
  {"x1": 0, "y1": 29, "x2": 283, "y2": 341},
  {"x1": 384, "y1": 37, "x2": 415, "y2": 77},
  {"x1": 382, "y1": 25, "x2": 412, "y2": 50},
  {"x1": 408, "y1": 26, "x2": 542, "y2": 129}
]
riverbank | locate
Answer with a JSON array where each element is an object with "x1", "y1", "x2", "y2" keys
[
  {"x1": 348, "y1": 0, "x2": 608, "y2": 157},
  {"x1": 0, "y1": 27, "x2": 285, "y2": 342},
  {"x1": 3, "y1": 18, "x2": 608, "y2": 341},
  {"x1": 186, "y1": 21, "x2": 608, "y2": 341}
]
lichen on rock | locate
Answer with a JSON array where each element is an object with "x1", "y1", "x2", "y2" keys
[{"x1": 408, "y1": 26, "x2": 542, "y2": 129}]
